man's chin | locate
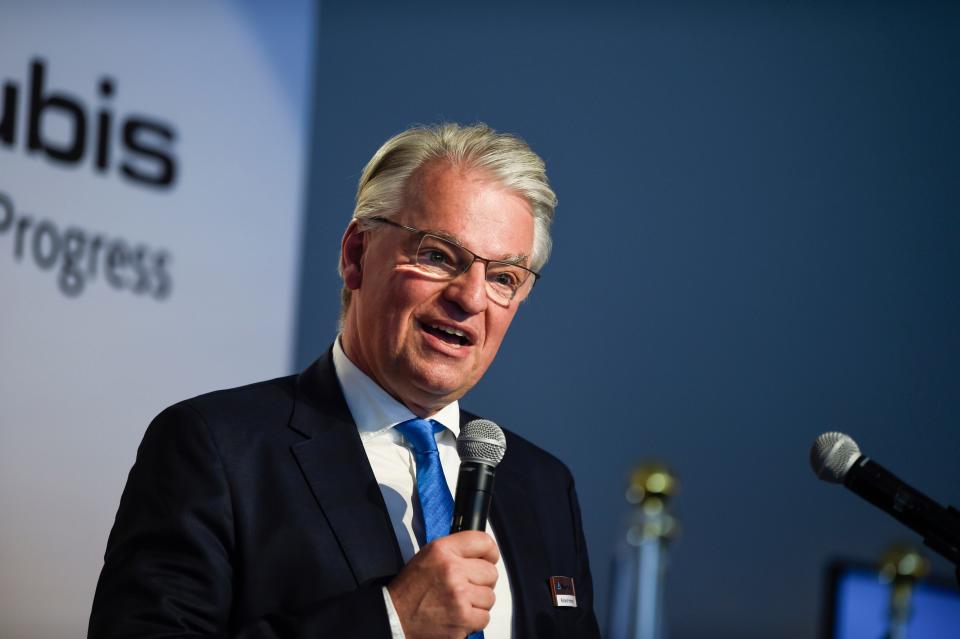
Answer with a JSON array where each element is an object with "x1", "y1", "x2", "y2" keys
[{"x1": 403, "y1": 368, "x2": 473, "y2": 407}]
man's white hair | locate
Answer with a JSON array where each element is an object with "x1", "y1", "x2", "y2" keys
[{"x1": 340, "y1": 122, "x2": 557, "y2": 317}]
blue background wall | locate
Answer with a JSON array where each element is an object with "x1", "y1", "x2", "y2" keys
[{"x1": 296, "y1": 2, "x2": 960, "y2": 637}]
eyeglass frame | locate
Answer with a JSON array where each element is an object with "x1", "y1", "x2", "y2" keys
[{"x1": 367, "y1": 215, "x2": 541, "y2": 302}]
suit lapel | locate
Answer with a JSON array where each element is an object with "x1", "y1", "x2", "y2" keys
[
  {"x1": 289, "y1": 352, "x2": 405, "y2": 587},
  {"x1": 289, "y1": 365, "x2": 556, "y2": 629},
  {"x1": 490, "y1": 444, "x2": 552, "y2": 639}
]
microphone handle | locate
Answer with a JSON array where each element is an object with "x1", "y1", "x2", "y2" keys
[
  {"x1": 451, "y1": 462, "x2": 496, "y2": 533},
  {"x1": 845, "y1": 456, "x2": 960, "y2": 565}
]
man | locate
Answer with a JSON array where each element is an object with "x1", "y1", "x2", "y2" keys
[{"x1": 89, "y1": 123, "x2": 601, "y2": 639}]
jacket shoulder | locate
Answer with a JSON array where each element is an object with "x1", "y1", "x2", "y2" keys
[
  {"x1": 148, "y1": 374, "x2": 300, "y2": 449},
  {"x1": 460, "y1": 409, "x2": 573, "y2": 484},
  {"x1": 178, "y1": 374, "x2": 298, "y2": 420}
]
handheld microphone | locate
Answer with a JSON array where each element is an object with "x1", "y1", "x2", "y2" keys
[
  {"x1": 452, "y1": 419, "x2": 506, "y2": 533},
  {"x1": 810, "y1": 431, "x2": 960, "y2": 566}
]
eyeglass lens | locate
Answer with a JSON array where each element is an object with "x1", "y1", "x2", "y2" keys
[{"x1": 414, "y1": 234, "x2": 531, "y2": 303}]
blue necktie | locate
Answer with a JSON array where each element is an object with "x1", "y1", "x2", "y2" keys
[
  {"x1": 395, "y1": 419, "x2": 484, "y2": 639},
  {"x1": 395, "y1": 418, "x2": 454, "y2": 544}
]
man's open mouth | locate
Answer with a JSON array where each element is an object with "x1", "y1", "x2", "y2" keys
[{"x1": 421, "y1": 322, "x2": 471, "y2": 347}]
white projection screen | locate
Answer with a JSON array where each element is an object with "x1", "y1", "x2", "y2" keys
[{"x1": 0, "y1": 2, "x2": 317, "y2": 637}]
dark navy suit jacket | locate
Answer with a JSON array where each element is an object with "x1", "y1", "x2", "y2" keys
[{"x1": 89, "y1": 351, "x2": 601, "y2": 638}]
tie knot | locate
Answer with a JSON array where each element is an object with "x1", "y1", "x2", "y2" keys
[{"x1": 395, "y1": 418, "x2": 444, "y2": 455}]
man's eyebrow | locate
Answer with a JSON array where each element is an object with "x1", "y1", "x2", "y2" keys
[
  {"x1": 497, "y1": 253, "x2": 531, "y2": 266},
  {"x1": 421, "y1": 227, "x2": 462, "y2": 245},
  {"x1": 422, "y1": 229, "x2": 531, "y2": 266}
]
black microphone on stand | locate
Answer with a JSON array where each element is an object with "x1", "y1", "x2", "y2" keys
[
  {"x1": 810, "y1": 431, "x2": 960, "y2": 567},
  {"x1": 452, "y1": 419, "x2": 506, "y2": 533}
]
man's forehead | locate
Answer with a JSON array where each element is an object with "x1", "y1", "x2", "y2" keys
[{"x1": 402, "y1": 163, "x2": 535, "y2": 264}]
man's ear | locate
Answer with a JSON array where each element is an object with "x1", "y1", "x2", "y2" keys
[{"x1": 340, "y1": 219, "x2": 365, "y2": 290}]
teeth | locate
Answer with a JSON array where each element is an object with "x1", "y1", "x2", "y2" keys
[
  {"x1": 430, "y1": 324, "x2": 467, "y2": 340},
  {"x1": 430, "y1": 324, "x2": 470, "y2": 343}
]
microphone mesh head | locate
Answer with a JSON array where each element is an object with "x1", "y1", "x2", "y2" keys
[
  {"x1": 810, "y1": 431, "x2": 861, "y2": 483},
  {"x1": 458, "y1": 419, "x2": 507, "y2": 466}
]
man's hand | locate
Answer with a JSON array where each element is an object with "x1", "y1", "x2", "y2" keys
[{"x1": 387, "y1": 531, "x2": 499, "y2": 639}]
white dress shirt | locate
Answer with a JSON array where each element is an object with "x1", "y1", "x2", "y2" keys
[{"x1": 332, "y1": 338, "x2": 514, "y2": 638}]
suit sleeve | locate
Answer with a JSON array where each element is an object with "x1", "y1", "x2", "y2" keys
[{"x1": 88, "y1": 403, "x2": 393, "y2": 639}]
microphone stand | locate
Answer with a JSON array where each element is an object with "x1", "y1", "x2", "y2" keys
[
  {"x1": 878, "y1": 545, "x2": 929, "y2": 639},
  {"x1": 607, "y1": 463, "x2": 678, "y2": 639}
]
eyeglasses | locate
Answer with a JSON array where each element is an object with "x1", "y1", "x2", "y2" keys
[{"x1": 369, "y1": 215, "x2": 540, "y2": 304}]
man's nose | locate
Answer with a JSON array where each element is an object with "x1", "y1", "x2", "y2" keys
[{"x1": 443, "y1": 261, "x2": 488, "y2": 314}]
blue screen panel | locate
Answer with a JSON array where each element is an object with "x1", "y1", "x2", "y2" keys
[{"x1": 833, "y1": 566, "x2": 960, "y2": 639}]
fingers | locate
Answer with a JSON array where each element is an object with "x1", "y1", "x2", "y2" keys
[
  {"x1": 387, "y1": 532, "x2": 501, "y2": 639},
  {"x1": 440, "y1": 531, "x2": 500, "y2": 565},
  {"x1": 450, "y1": 585, "x2": 494, "y2": 633},
  {"x1": 462, "y1": 557, "x2": 498, "y2": 587},
  {"x1": 468, "y1": 582, "x2": 496, "y2": 611}
]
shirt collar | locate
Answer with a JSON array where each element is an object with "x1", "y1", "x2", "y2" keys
[{"x1": 331, "y1": 336, "x2": 461, "y2": 439}]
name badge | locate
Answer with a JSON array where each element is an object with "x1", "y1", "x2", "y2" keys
[{"x1": 549, "y1": 576, "x2": 577, "y2": 608}]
